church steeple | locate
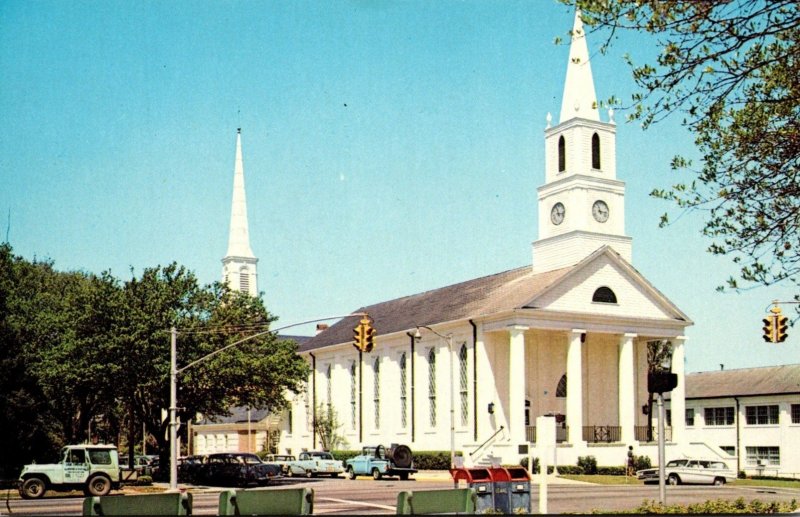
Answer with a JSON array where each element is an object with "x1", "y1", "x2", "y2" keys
[
  {"x1": 532, "y1": 11, "x2": 631, "y2": 273},
  {"x1": 222, "y1": 128, "x2": 259, "y2": 297},
  {"x1": 560, "y1": 10, "x2": 599, "y2": 123}
]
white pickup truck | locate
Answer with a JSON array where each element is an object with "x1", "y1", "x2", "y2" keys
[
  {"x1": 18, "y1": 444, "x2": 122, "y2": 499},
  {"x1": 288, "y1": 451, "x2": 344, "y2": 478}
]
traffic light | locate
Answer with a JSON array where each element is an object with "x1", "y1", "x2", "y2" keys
[
  {"x1": 762, "y1": 315, "x2": 776, "y2": 343},
  {"x1": 776, "y1": 315, "x2": 789, "y2": 342},
  {"x1": 352, "y1": 315, "x2": 376, "y2": 353},
  {"x1": 353, "y1": 323, "x2": 366, "y2": 351},
  {"x1": 647, "y1": 371, "x2": 678, "y2": 394}
]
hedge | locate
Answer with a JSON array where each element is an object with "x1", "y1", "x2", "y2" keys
[{"x1": 519, "y1": 454, "x2": 650, "y2": 476}]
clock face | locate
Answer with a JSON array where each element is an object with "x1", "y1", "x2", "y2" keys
[
  {"x1": 550, "y1": 202, "x2": 565, "y2": 225},
  {"x1": 592, "y1": 200, "x2": 609, "y2": 223}
]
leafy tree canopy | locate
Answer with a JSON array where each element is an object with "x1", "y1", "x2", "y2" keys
[{"x1": 567, "y1": 0, "x2": 800, "y2": 299}]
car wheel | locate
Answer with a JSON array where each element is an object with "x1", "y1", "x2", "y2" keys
[
  {"x1": 20, "y1": 477, "x2": 46, "y2": 499},
  {"x1": 347, "y1": 467, "x2": 356, "y2": 480},
  {"x1": 713, "y1": 477, "x2": 725, "y2": 486},
  {"x1": 667, "y1": 474, "x2": 680, "y2": 486},
  {"x1": 305, "y1": 469, "x2": 314, "y2": 478},
  {"x1": 372, "y1": 468, "x2": 382, "y2": 480},
  {"x1": 399, "y1": 472, "x2": 409, "y2": 481},
  {"x1": 86, "y1": 475, "x2": 112, "y2": 497}
]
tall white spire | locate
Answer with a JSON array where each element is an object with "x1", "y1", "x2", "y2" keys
[
  {"x1": 225, "y1": 129, "x2": 255, "y2": 259},
  {"x1": 559, "y1": 10, "x2": 599, "y2": 123},
  {"x1": 222, "y1": 128, "x2": 258, "y2": 297}
]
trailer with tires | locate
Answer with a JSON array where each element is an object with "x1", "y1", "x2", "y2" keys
[{"x1": 345, "y1": 444, "x2": 417, "y2": 480}]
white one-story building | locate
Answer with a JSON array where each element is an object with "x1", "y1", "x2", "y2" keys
[
  {"x1": 276, "y1": 11, "x2": 698, "y2": 468},
  {"x1": 666, "y1": 364, "x2": 800, "y2": 478}
]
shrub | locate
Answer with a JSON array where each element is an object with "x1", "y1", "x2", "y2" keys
[
  {"x1": 519, "y1": 457, "x2": 540, "y2": 474},
  {"x1": 630, "y1": 497, "x2": 798, "y2": 514},
  {"x1": 577, "y1": 456, "x2": 598, "y2": 475},
  {"x1": 597, "y1": 466, "x2": 626, "y2": 476},
  {"x1": 135, "y1": 475, "x2": 153, "y2": 486},
  {"x1": 633, "y1": 455, "x2": 651, "y2": 471}
]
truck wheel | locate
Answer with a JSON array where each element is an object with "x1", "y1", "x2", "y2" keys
[
  {"x1": 20, "y1": 477, "x2": 46, "y2": 499},
  {"x1": 85, "y1": 475, "x2": 112, "y2": 496},
  {"x1": 399, "y1": 472, "x2": 409, "y2": 481},
  {"x1": 372, "y1": 468, "x2": 382, "y2": 480},
  {"x1": 347, "y1": 467, "x2": 356, "y2": 480}
]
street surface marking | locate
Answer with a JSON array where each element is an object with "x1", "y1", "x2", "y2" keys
[{"x1": 318, "y1": 496, "x2": 396, "y2": 511}]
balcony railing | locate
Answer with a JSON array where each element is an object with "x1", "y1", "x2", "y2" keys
[
  {"x1": 525, "y1": 425, "x2": 568, "y2": 443},
  {"x1": 582, "y1": 425, "x2": 621, "y2": 443},
  {"x1": 634, "y1": 425, "x2": 672, "y2": 442}
]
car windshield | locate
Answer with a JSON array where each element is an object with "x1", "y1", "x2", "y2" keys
[
  {"x1": 311, "y1": 452, "x2": 333, "y2": 460},
  {"x1": 666, "y1": 460, "x2": 688, "y2": 467}
]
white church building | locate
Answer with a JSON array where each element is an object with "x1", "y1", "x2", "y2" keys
[{"x1": 276, "y1": 12, "x2": 700, "y2": 468}]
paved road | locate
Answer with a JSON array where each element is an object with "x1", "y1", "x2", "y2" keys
[{"x1": 3, "y1": 477, "x2": 798, "y2": 515}]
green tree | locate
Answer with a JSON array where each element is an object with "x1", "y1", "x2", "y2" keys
[
  {"x1": 645, "y1": 339, "x2": 673, "y2": 441},
  {"x1": 569, "y1": 1, "x2": 800, "y2": 298},
  {"x1": 112, "y1": 264, "x2": 309, "y2": 469},
  {"x1": 313, "y1": 403, "x2": 348, "y2": 451}
]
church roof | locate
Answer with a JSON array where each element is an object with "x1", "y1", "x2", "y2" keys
[
  {"x1": 197, "y1": 406, "x2": 271, "y2": 425},
  {"x1": 299, "y1": 264, "x2": 573, "y2": 352},
  {"x1": 684, "y1": 364, "x2": 800, "y2": 399}
]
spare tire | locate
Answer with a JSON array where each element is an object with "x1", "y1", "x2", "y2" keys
[{"x1": 387, "y1": 444, "x2": 413, "y2": 469}]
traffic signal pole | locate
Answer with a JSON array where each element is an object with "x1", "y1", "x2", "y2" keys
[{"x1": 168, "y1": 312, "x2": 367, "y2": 491}]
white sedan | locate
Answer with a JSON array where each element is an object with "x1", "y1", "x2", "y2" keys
[{"x1": 637, "y1": 459, "x2": 736, "y2": 486}]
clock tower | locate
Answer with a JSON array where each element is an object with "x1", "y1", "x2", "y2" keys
[{"x1": 532, "y1": 10, "x2": 632, "y2": 273}]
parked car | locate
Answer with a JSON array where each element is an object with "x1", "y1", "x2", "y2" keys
[
  {"x1": 289, "y1": 451, "x2": 344, "y2": 478},
  {"x1": 637, "y1": 458, "x2": 736, "y2": 486},
  {"x1": 196, "y1": 453, "x2": 281, "y2": 487},
  {"x1": 263, "y1": 454, "x2": 302, "y2": 476},
  {"x1": 345, "y1": 444, "x2": 417, "y2": 480},
  {"x1": 178, "y1": 455, "x2": 207, "y2": 483}
]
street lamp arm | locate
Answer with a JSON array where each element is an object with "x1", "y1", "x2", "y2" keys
[{"x1": 177, "y1": 313, "x2": 366, "y2": 374}]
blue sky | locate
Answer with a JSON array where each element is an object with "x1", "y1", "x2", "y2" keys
[{"x1": 1, "y1": 0, "x2": 797, "y2": 373}]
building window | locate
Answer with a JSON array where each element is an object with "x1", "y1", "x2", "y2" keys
[
  {"x1": 287, "y1": 407, "x2": 293, "y2": 435},
  {"x1": 400, "y1": 353, "x2": 408, "y2": 428},
  {"x1": 704, "y1": 407, "x2": 735, "y2": 426},
  {"x1": 685, "y1": 408, "x2": 695, "y2": 427},
  {"x1": 746, "y1": 446, "x2": 780, "y2": 466},
  {"x1": 592, "y1": 286, "x2": 617, "y2": 303},
  {"x1": 373, "y1": 357, "x2": 381, "y2": 430},
  {"x1": 556, "y1": 374, "x2": 567, "y2": 397},
  {"x1": 666, "y1": 409, "x2": 672, "y2": 427},
  {"x1": 720, "y1": 446, "x2": 736, "y2": 456},
  {"x1": 350, "y1": 361, "x2": 357, "y2": 430},
  {"x1": 304, "y1": 387, "x2": 312, "y2": 432},
  {"x1": 326, "y1": 364, "x2": 333, "y2": 419},
  {"x1": 428, "y1": 348, "x2": 437, "y2": 427},
  {"x1": 459, "y1": 344, "x2": 469, "y2": 426},
  {"x1": 746, "y1": 405, "x2": 779, "y2": 425},
  {"x1": 792, "y1": 404, "x2": 800, "y2": 424},
  {"x1": 558, "y1": 135, "x2": 566, "y2": 172},
  {"x1": 591, "y1": 132, "x2": 601, "y2": 169}
]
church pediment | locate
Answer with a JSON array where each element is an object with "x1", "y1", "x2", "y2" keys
[{"x1": 522, "y1": 246, "x2": 690, "y2": 323}]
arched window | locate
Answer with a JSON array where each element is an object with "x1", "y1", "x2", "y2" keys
[
  {"x1": 459, "y1": 344, "x2": 469, "y2": 426},
  {"x1": 428, "y1": 348, "x2": 437, "y2": 427},
  {"x1": 592, "y1": 286, "x2": 618, "y2": 304},
  {"x1": 558, "y1": 135, "x2": 566, "y2": 172},
  {"x1": 591, "y1": 132, "x2": 601, "y2": 169},
  {"x1": 556, "y1": 374, "x2": 567, "y2": 397},
  {"x1": 349, "y1": 361, "x2": 357, "y2": 429},
  {"x1": 399, "y1": 353, "x2": 408, "y2": 428},
  {"x1": 373, "y1": 357, "x2": 381, "y2": 429}
]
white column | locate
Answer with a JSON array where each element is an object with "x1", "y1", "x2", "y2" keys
[
  {"x1": 566, "y1": 329, "x2": 585, "y2": 445},
  {"x1": 670, "y1": 337, "x2": 687, "y2": 444},
  {"x1": 618, "y1": 333, "x2": 636, "y2": 444},
  {"x1": 509, "y1": 327, "x2": 528, "y2": 445}
]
